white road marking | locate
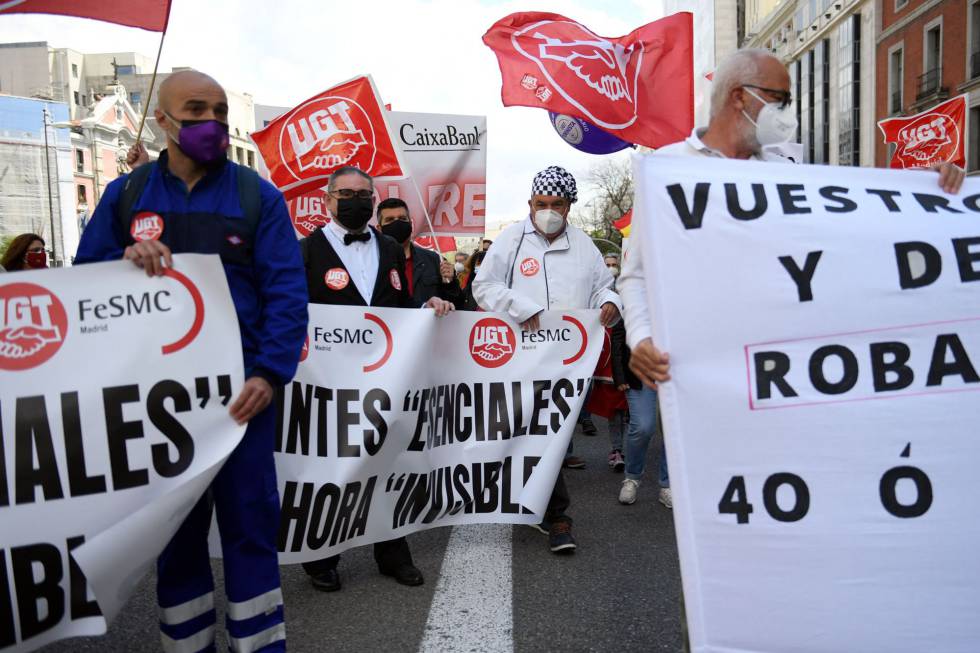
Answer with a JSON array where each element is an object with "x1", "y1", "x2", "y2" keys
[{"x1": 418, "y1": 524, "x2": 513, "y2": 653}]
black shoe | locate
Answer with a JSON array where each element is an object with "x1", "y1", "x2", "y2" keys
[
  {"x1": 379, "y1": 563, "x2": 424, "y2": 586},
  {"x1": 309, "y1": 569, "x2": 342, "y2": 592},
  {"x1": 580, "y1": 418, "x2": 597, "y2": 436},
  {"x1": 549, "y1": 521, "x2": 577, "y2": 554},
  {"x1": 529, "y1": 520, "x2": 551, "y2": 535}
]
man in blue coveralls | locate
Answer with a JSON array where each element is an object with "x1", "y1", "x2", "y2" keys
[{"x1": 76, "y1": 70, "x2": 307, "y2": 653}]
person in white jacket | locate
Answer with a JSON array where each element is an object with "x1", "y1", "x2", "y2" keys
[{"x1": 473, "y1": 165, "x2": 622, "y2": 554}]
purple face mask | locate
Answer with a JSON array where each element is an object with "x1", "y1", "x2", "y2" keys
[{"x1": 166, "y1": 113, "x2": 230, "y2": 164}]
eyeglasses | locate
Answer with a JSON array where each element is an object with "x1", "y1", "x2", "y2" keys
[
  {"x1": 742, "y1": 85, "x2": 793, "y2": 109},
  {"x1": 329, "y1": 189, "x2": 374, "y2": 200}
]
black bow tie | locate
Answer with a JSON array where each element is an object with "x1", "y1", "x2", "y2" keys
[{"x1": 344, "y1": 231, "x2": 371, "y2": 245}]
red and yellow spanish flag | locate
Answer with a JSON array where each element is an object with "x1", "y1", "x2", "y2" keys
[{"x1": 613, "y1": 209, "x2": 632, "y2": 238}]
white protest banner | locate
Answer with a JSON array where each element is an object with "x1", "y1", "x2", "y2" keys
[
  {"x1": 378, "y1": 111, "x2": 487, "y2": 239},
  {"x1": 272, "y1": 306, "x2": 599, "y2": 563},
  {"x1": 0, "y1": 255, "x2": 245, "y2": 652},
  {"x1": 633, "y1": 153, "x2": 980, "y2": 652}
]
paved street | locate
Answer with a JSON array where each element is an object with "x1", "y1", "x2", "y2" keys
[{"x1": 44, "y1": 417, "x2": 683, "y2": 653}]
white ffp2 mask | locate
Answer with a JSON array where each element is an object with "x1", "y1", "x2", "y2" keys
[
  {"x1": 742, "y1": 87, "x2": 798, "y2": 146},
  {"x1": 533, "y1": 209, "x2": 566, "y2": 235}
]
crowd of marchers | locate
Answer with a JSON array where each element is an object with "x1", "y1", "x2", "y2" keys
[{"x1": 0, "y1": 47, "x2": 965, "y2": 653}]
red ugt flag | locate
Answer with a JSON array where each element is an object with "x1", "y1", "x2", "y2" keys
[
  {"x1": 878, "y1": 95, "x2": 967, "y2": 169},
  {"x1": 483, "y1": 12, "x2": 694, "y2": 150},
  {"x1": 0, "y1": 0, "x2": 171, "y2": 31},
  {"x1": 252, "y1": 75, "x2": 407, "y2": 200}
]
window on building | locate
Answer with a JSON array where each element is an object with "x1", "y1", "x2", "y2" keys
[
  {"x1": 76, "y1": 185, "x2": 87, "y2": 204},
  {"x1": 130, "y1": 92, "x2": 141, "y2": 106},
  {"x1": 73, "y1": 91, "x2": 80, "y2": 105},
  {"x1": 75, "y1": 150, "x2": 84, "y2": 173},
  {"x1": 970, "y1": 106, "x2": 980, "y2": 173},
  {"x1": 71, "y1": 63, "x2": 78, "y2": 78},
  {"x1": 247, "y1": 150, "x2": 255, "y2": 169},
  {"x1": 812, "y1": 43, "x2": 825, "y2": 164},
  {"x1": 919, "y1": 23, "x2": 942, "y2": 99},
  {"x1": 116, "y1": 65, "x2": 136, "y2": 75},
  {"x1": 889, "y1": 47, "x2": 904, "y2": 114},
  {"x1": 838, "y1": 14, "x2": 861, "y2": 166},
  {"x1": 115, "y1": 106, "x2": 124, "y2": 122},
  {"x1": 970, "y1": 1, "x2": 980, "y2": 80},
  {"x1": 895, "y1": 0, "x2": 908, "y2": 11},
  {"x1": 803, "y1": 50, "x2": 814, "y2": 163},
  {"x1": 236, "y1": 146, "x2": 244, "y2": 163},
  {"x1": 794, "y1": 60, "x2": 803, "y2": 145}
]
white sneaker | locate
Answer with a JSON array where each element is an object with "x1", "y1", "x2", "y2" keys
[
  {"x1": 619, "y1": 479, "x2": 640, "y2": 505},
  {"x1": 658, "y1": 487, "x2": 673, "y2": 509}
]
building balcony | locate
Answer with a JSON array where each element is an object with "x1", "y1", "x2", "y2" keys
[{"x1": 915, "y1": 68, "x2": 945, "y2": 102}]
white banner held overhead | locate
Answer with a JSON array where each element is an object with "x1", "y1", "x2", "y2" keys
[
  {"x1": 273, "y1": 306, "x2": 600, "y2": 564},
  {"x1": 633, "y1": 153, "x2": 980, "y2": 653},
  {"x1": 0, "y1": 255, "x2": 246, "y2": 653}
]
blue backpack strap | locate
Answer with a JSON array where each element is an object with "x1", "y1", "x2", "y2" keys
[
  {"x1": 236, "y1": 164, "x2": 262, "y2": 235},
  {"x1": 114, "y1": 161, "x2": 156, "y2": 241}
]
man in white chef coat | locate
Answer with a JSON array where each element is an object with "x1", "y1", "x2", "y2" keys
[{"x1": 473, "y1": 165, "x2": 622, "y2": 554}]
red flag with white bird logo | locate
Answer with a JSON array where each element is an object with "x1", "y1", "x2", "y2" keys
[
  {"x1": 0, "y1": 0, "x2": 171, "y2": 30},
  {"x1": 251, "y1": 76, "x2": 407, "y2": 200},
  {"x1": 482, "y1": 12, "x2": 694, "y2": 149}
]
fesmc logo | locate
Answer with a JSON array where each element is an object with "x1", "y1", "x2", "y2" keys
[
  {"x1": 0, "y1": 282, "x2": 67, "y2": 371},
  {"x1": 469, "y1": 317, "x2": 516, "y2": 368},
  {"x1": 0, "y1": 270, "x2": 205, "y2": 372},
  {"x1": 131, "y1": 211, "x2": 164, "y2": 242},
  {"x1": 279, "y1": 95, "x2": 377, "y2": 181},
  {"x1": 310, "y1": 313, "x2": 393, "y2": 372},
  {"x1": 894, "y1": 112, "x2": 960, "y2": 167},
  {"x1": 511, "y1": 19, "x2": 642, "y2": 130}
]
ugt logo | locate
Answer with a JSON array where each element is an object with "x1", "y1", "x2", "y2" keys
[
  {"x1": 469, "y1": 317, "x2": 516, "y2": 368},
  {"x1": 895, "y1": 113, "x2": 959, "y2": 167},
  {"x1": 131, "y1": 212, "x2": 164, "y2": 242},
  {"x1": 511, "y1": 18, "x2": 642, "y2": 130},
  {"x1": 279, "y1": 96, "x2": 376, "y2": 180},
  {"x1": 0, "y1": 282, "x2": 68, "y2": 371}
]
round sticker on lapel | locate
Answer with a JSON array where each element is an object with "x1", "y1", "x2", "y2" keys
[
  {"x1": 131, "y1": 212, "x2": 164, "y2": 241},
  {"x1": 325, "y1": 268, "x2": 350, "y2": 290},
  {"x1": 520, "y1": 257, "x2": 540, "y2": 276},
  {"x1": 390, "y1": 269, "x2": 403, "y2": 291}
]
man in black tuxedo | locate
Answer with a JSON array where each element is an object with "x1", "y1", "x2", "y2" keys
[
  {"x1": 376, "y1": 197, "x2": 462, "y2": 308},
  {"x1": 299, "y1": 166, "x2": 453, "y2": 592}
]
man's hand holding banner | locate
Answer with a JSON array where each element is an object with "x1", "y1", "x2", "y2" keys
[
  {"x1": 0, "y1": 255, "x2": 245, "y2": 652},
  {"x1": 634, "y1": 153, "x2": 980, "y2": 652}
]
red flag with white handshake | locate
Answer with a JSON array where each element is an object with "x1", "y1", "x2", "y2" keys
[
  {"x1": 0, "y1": 0, "x2": 171, "y2": 30},
  {"x1": 482, "y1": 12, "x2": 694, "y2": 149},
  {"x1": 251, "y1": 76, "x2": 407, "y2": 200},
  {"x1": 878, "y1": 95, "x2": 967, "y2": 170}
]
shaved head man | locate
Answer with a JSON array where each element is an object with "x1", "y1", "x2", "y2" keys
[{"x1": 76, "y1": 70, "x2": 306, "y2": 653}]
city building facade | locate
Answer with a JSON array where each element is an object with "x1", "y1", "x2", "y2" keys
[{"x1": 0, "y1": 95, "x2": 77, "y2": 264}]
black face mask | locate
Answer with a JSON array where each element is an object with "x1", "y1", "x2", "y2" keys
[
  {"x1": 334, "y1": 197, "x2": 374, "y2": 232},
  {"x1": 381, "y1": 219, "x2": 412, "y2": 244}
]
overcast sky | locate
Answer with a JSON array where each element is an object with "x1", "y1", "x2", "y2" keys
[{"x1": 0, "y1": 0, "x2": 670, "y2": 232}]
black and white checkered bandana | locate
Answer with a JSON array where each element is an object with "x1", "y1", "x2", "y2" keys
[{"x1": 531, "y1": 166, "x2": 577, "y2": 203}]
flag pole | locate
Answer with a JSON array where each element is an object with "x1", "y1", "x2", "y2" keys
[
  {"x1": 136, "y1": 26, "x2": 167, "y2": 145},
  {"x1": 408, "y1": 176, "x2": 444, "y2": 256}
]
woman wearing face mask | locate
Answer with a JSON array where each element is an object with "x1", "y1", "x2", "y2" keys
[
  {"x1": 1, "y1": 234, "x2": 48, "y2": 271},
  {"x1": 459, "y1": 250, "x2": 486, "y2": 311}
]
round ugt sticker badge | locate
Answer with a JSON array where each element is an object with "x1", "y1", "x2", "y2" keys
[
  {"x1": 325, "y1": 268, "x2": 350, "y2": 290},
  {"x1": 520, "y1": 257, "x2": 540, "y2": 276},
  {"x1": 131, "y1": 212, "x2": 164, "y2": 241}
]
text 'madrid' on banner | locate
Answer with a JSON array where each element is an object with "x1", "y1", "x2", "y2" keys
[
  {"x1": 0, "y1": 255, "x2": 246, "y2": 653},
  {"x1": 633, "y1": 153, "x2": 980, "y2": 653},
  {"x1": 270, "y1": 306, "x2": 602, "y2": 563}
]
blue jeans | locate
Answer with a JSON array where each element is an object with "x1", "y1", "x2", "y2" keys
[
  {"x1": 625, "y1": 386, "x2": 669, "y2": 487},
  {"x1": 609, "y1": 409, "x2": 627, "y2": 451}
]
